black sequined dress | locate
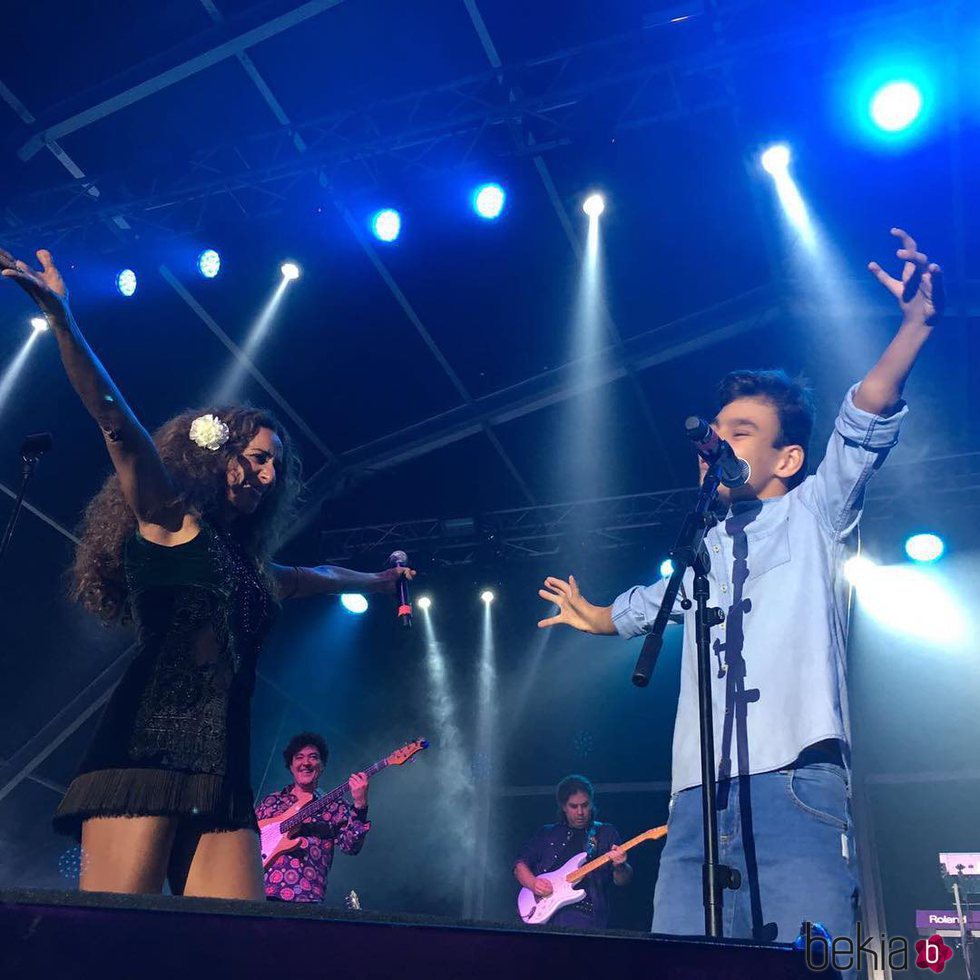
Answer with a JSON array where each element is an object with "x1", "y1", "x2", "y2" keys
[{"x1": 54, "y1": 521, "x2": 276, "y2": 836}]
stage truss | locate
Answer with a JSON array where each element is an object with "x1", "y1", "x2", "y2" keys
[{"x1": 320, "y1": 450, "x2": 980, "y2": 564}]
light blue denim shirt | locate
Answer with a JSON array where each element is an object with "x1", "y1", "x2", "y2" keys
[{"x1": 611, "y1": 385, "x2": 907, "y2": 795}]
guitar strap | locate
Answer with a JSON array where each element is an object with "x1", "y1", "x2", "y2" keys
[
  {"x1": 586, "y1": 821, "x2": 599, "y2": 860},
  {"x1": 548, "y1": 820, "x2": 601, "y2": 872},
  {"x1": 576, "y1": 822, "x2": 601, "y2": 918}
]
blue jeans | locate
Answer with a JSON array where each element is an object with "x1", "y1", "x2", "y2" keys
[{"x1": 652, "y1": 760, "x2": 859, "y2": 943}]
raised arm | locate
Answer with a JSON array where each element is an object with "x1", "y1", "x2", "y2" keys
[
  {"x1": 858, "y1": 227, "x2": 943, "y2": 415},
  {"x1": 798, "y1": 229, "x2": 943, "y2": 538},
  {"x1": 1, "y1": 248, "x2": 189, "y2": 543}
]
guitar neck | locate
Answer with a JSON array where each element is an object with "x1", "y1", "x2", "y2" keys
[
  {"x1": 566, "y1": 827, "x2": 665, "y2": 885},
  {"x1": 282, "y1": 759, "x2": 388, "y2": 831}
]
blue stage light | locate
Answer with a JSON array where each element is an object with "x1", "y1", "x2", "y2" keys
[
  {"x1": 371, "y1": 209, "x2": 401, "y2": 242},
  {"x1": 844, "y1": 58, "x2": 935, "y2": 147},
  {"x1": 197, "y1": 249, "x2": 221, "y2": 279},
  {"x1": 473, "y1": 183, "x2": 506, "y2": 220},
  {"x1": 340, "y1": 593, "x2": 368, "y2": 614},
  {"x1": 115, "y1": 269, "x2": 137, "y2": 297},
  {"x1": 905, "y1": 533, "x2": 945, "y2": 563},
  {"x1": 870, "y1": 81, "x2": 923, "y2": 132},
  {"x1": 660, "y1": 559, "x2": 674, "y2": 578}
]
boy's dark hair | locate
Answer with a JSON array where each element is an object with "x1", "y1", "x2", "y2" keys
[
  {"x1": 283, "y1": 732, "x2": 329, "y2": 770},
  {"x1": 716, "y1": 369, "x2": 815, "y2": 489},
  {"x1": 556, "y1": 774, "x2": 595, "y2": 809}
]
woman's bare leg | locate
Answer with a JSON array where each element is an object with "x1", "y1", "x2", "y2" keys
[
  {"x1": 176, "y1": 827, "x2": 265, "y2": 900},
  {"x1": 79, "y1": 815, "x2": 176, "y2": 894}
]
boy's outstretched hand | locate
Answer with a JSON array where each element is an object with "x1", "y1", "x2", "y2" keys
[
  {"x1": 868, "y1": 227, "x2": 943, "y2": 327},
  {"x1": 538, "y1": 574, "x2": 615, "y2": 634}
]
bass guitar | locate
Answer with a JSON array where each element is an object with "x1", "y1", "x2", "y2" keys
[{"x1": 258, "y1": 737, "x2": 428, "y2": 869}]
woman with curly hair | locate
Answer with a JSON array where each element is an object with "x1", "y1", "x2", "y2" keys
[{"x1": 1, "y1": 247, "x2": 413, "y2": 900}]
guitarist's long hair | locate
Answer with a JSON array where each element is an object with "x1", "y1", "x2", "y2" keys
[{"x1": 556, "y1": 773, "x2": 600, "y2": 821}]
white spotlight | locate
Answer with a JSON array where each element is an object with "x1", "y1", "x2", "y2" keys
[
  {"x1": 371, "y1": 209, "x2": 402, "y2": 243},
  {"x1": 340, "y1": 593, "x2": 368, "y2": 614},
  {"x1": 30, "y1": 316, "x2": 48, "y2": 332},
  {"x1": 474, "y1": 183, "x2": 506, "y2": 220},
  {"x1": 870, "y1": 81, "x2": 923, "y2": 133},
  {"x1": 847, "y1": 559, "x2": 965, "y2": 646},
  {"x1": 115, "y1": 269, "x2": 137, "y2": 297},
  {"x1": 761, "y1": 144, "x2": 791, "y2": 175},
  {"x1": 198, "y1": 249, "x2": 221, "y2": 279},
  {"x1": 418, "y1": 596, "x2": 432, "y2": 611},
  {"x1": 844, "y1": 554, "x2": 876, "y2": 586},
  {"x1": 760, "y1": 142, "x2": 813, "y2": 247},
  {"x1": 281, "y1": 262, "x2": 301, "y2": 281},
  {"x1": 582, "y1": 193, "x2": 606, "y2": 218},
  {"x1": 905, "y1": 533, "x2": 945, "y2": 563},
  {"x1": 480, "y1": 590, "x2": 496, "y2": 604},
  {"x1": 660, "y1": 559, "x2": 674, "y2": 578}
]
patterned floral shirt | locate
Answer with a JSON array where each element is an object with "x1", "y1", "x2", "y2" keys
[{"x1": 255, "y1": 785, "x2": 371, "y2": 903}]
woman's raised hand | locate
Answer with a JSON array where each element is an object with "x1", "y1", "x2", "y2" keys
[{"x1": 0, "y1": 248, "x2": 69, "y2": 321}]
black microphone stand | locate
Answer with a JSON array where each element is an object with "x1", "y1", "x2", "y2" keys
[
  {"x1": 0, "y1": 433, "x2": 53, "y2": 567},
  {"x1": 632, "y1": 460, "x2": 741, "y2": 938}
]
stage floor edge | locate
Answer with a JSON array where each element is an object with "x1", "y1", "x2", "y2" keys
[{"x1": 0, "y1": 887, "x2": 839, "y2": 979}]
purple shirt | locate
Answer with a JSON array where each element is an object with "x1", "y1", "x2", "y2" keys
[{"x1": 256, "y1": 785, "x2": 371, "y2": 902}]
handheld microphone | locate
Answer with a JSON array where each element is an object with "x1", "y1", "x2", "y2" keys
[
  {"x1": 684, "y1": 417, "x2": 751, "y2": 489},
  {"x1": 388, "y1": 550, "x2": 412, "y2": 629}
]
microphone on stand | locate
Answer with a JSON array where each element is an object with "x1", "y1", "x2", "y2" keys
[
  {"x1": 684, "y1": 417, "x2": 751, "y2": 489},
  {"x1": 1, "y1": 432, "x2": 55, "y2": 567},
  {"x1": 388, "y1": 550, "x2": 412, "y2": 629},
  {"x1": 21, "y1": 432, "x2": 54, "y2": 462}
]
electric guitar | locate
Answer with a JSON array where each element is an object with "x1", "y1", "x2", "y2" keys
[
  {"x1": 258, "y1": 737, "x2": 429, "y2": 869},
  {"x1": 517, "y1": 824, "x2": 668, "y2": 925}
]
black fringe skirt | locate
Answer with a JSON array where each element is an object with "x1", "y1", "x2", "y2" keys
[{"x1": 53, "y1": 767, "x2": 259, "y2": 837}]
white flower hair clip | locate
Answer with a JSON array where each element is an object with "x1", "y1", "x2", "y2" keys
[{"x1": 189, "y1": 414, "x2": 230, "y2": 451}]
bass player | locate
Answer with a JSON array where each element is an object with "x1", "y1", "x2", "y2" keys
[{"x1": 255, "y1": 733, "x2": 371, "y2": 903}]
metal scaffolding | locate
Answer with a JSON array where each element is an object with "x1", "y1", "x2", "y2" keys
[
  {"x1": 1, "y1": 0, "x2": 936, "y2": 251},
  {"x1": 319, "y1": 450, "x2": 980, "y2": 564}
]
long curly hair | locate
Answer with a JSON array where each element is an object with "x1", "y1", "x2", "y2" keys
[{"x1": 71, "y1": 406, "x2": 302, "y2": 623}]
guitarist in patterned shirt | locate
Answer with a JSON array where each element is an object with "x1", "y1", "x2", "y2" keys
[{"x1": 255, "y1": 733, "x2": 371, "y2": 903}]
